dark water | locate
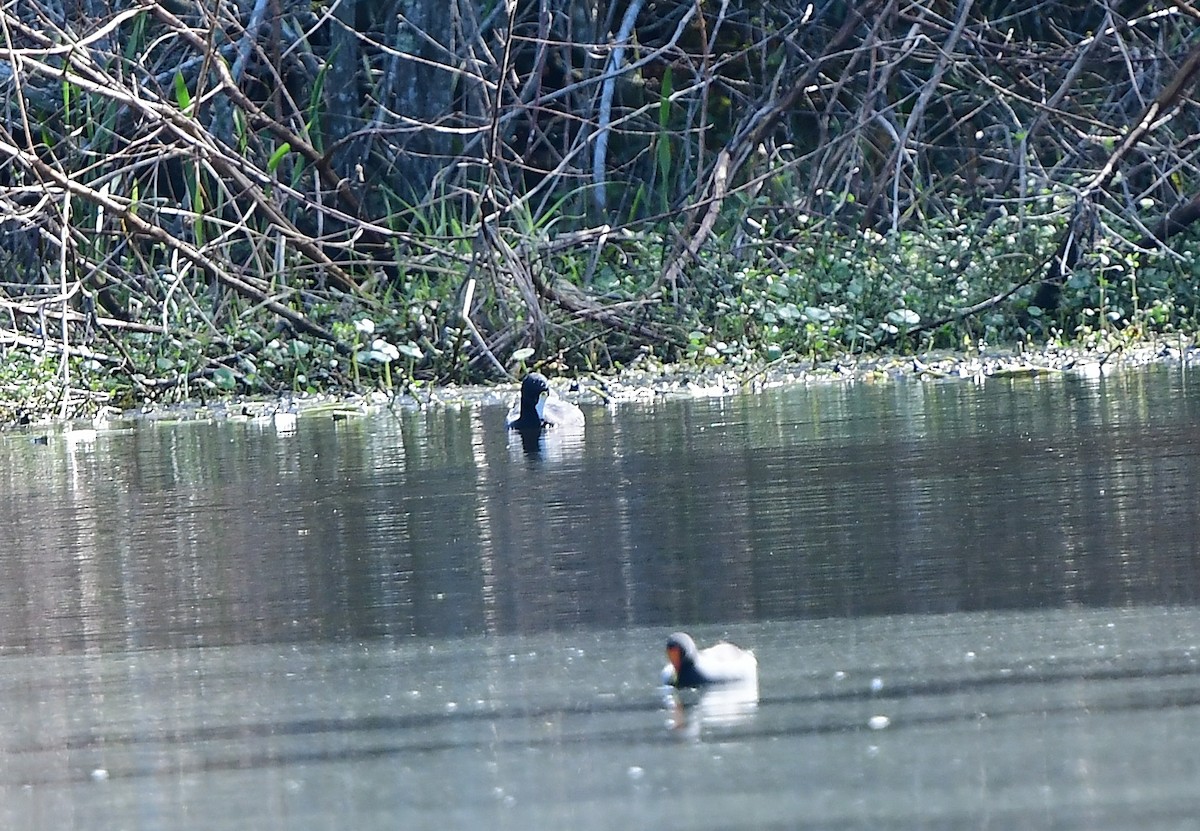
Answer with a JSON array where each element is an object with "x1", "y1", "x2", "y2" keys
[{"x1": 1, "y1": 366, "x2": 1200, "y2": 829}]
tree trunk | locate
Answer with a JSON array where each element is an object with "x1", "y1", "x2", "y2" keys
[
  {"x1": 325, "y1": 0, "x2": 363, "y2": 178},
  {"x1": 383, "y1": 0, "x2": 457, "y2": 202}
]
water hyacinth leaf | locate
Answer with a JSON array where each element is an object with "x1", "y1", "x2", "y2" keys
[
  {"x1": 777, "y1": 303, "x2": 801, "y2": 322},
  {"x1": 371, "y1": 339, "x2": 401, "y2": 362},
  {"x1": 397, "y1": 343, "x2": 423, "y2": 360},
  {"x1": 155, "y1": 357, "x2": 175, "y2": 372},
  {"x1": 805, "y1": 306, "x2": 832, "y2": 323},
  {"x1": 887, "y1": 308, "x2": 920, "y2": 326},
  {"x1": 511, "y1": 347, "x2": 535, "y2": 363},
  {"x1": 212, "y1": 367, "x2": 236, "y2": 389}
]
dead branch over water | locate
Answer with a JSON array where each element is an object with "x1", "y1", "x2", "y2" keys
[{"x1": 0, "y1": 1, "x2": 1197, "y2": 416}]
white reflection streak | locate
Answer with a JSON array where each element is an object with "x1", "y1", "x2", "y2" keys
[
  {"x1": 665, "y1": 682, "x2": 759, "y2": 738},
  {"x1": 470, "y1": 408, "x2": 499, "y2": 635},
  {"x1": 64, "y1": 428, "x2": 103, "y2": 653},
  {"x1": 610, "y1": 404, "x2": 636, "y2": 625}
]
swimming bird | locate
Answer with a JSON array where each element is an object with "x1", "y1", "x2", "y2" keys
[
  {"x1": 661, "y1": 632, "x2": 758, "y2": 688},
  {"x1": 506, "y1": 372, "x2": 585, "y2": 431}
]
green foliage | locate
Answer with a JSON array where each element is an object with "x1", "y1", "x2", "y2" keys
[
  {"x1": 0, "y1": 352, "x2": 70, "y2": 423},
  {"x1": 267, "y1": 143, "x2": 291, "y2": 173},
  {"x1": 173, "y1": 71, "x2": 191, "y2": 113},
  {"x1": 8, "y1": 0, "x2": 1200, "y2": 422},
  {"x1": 1053, "y1": 238, "x2": 1200, "y2": 343},
  {"x1": 660, "y1": 202, "x2": 1200, "y2": 365}
]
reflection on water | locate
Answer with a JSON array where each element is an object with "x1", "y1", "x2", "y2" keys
[
  {"x1": 1, "y1": 366, "x2": 1200, "y2": 828},
  {"x1": 664, "y1": 682, "x2": 759, "y2": 737},
  {"x1": 2, "y1": 366, "x2": 1199, "y2": 651}
]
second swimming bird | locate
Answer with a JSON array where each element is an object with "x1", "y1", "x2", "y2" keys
[
  {"x1": 661, "y1": 632, "x2": 758, "y2": 688},
  {"x1": 506, "y1": 372, "x2": 585, "y2": 431}
]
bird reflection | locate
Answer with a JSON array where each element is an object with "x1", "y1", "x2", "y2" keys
[
  {"x1": 512, "y1": 425, "x2": 545, "y2": 457},
  {"x1": 506, "y1": 418, "x2": 586, "y2": 463},
  {"x1": 662, "y1": 681, "x2": 759, "y2": 737}
]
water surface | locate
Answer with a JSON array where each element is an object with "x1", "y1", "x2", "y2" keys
[{"x1": 1, "y1": 366, "x2": 1199, "y2": 829}]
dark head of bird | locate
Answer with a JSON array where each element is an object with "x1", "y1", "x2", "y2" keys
[
  {"x1": 509, "y1": 372, "x2": 550, "y2": 431},
  {"x1": 665, "y1": 632, "x2": 705, "y2": 687}
]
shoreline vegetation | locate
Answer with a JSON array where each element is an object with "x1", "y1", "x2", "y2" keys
[
  {"x1": 18, "y1": 334, "x2": 1194, "y2": 431},
  {"x1": 1, "y1": 3, "x2": 1199, "y2": 422}
]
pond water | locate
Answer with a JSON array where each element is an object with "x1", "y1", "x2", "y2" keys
[{"x1": 1, "y1": 366, "x2": 1199, "y2": 829}]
